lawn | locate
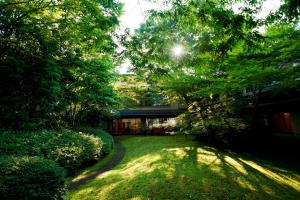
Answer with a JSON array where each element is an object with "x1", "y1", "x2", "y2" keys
[{"x1": 66, "y1": 136, "x2": 300, "y2": 200}]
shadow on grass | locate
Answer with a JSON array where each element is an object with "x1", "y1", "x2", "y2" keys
[
  {"x1": 231, "y1": 134, "x2": 300, "y2": 173},
  {"x1": 67, "y1": 136, "x2": 300, "y2": 200}
]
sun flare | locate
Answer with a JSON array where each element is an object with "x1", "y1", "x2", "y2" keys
[{"x1": 172, "y1": 44, "x2": 185, "y2": 58}]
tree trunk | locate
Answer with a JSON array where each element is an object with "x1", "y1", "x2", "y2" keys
[
  {"x1": 250, "y1": 89, "x2": 262, "y2": 131},
  {"x1": 72, "y1": 103, "x2": 77, "y2": 127}
]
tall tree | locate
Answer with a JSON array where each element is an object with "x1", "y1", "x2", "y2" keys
[
  {"x1": 123, "y1": 0, "x2": 300, "y2": 139},
  {"x1": 0, "y1": 0, "x2": 122, "y2": 129}
]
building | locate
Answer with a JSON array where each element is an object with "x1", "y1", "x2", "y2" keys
[
  {"x1": 110, "y1": 103, "x2": 185, "y2": 135},
  {"x1": 242, "y1": 84, "x2": 300, "y2": 137},
  {"x1": 255, "y1": 92, "x2": 300, "y2": 137}
]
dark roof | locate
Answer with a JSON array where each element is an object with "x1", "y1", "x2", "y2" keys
[{"x1": 119, "y1": 109, "x2": 185, "y2": 118}]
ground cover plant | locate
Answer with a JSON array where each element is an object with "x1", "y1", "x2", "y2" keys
[{"x1": 67, "y1": 136, "x2": 300, "y2": 200}]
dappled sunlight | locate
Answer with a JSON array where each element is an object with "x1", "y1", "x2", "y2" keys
[
  {"x1": 68, "y1": 136, "x2": 300, "y2": 200},
  {"x1": 119, "y1": 154, "x2": 162, "y2": 176},
  {"x1": 73, "y1": 180, "x2": 124, "y2": 200},
  {"x1": 240, "y1": 159, "x2": 300, "y2": 192},
  {"x1": 224, "y1": 156, "x2": 248, "y2": 175},
  {"x1": 163, "y1": 147, "x2": 189, "y2": 159},
  {"x1": 197, "y1": 148, "x2": 221, "y2": 165},
  {"x1": 195, "y1": 147, "x2": 259, "y2": 191},
  {"x1": 260, "y1": 185, "x2": 276, "y2": 196},
  {"x1": 235, "y1": 177, "x2": 256, "y2": 191},
  {"x1": 92, "y1": 181, "x2": 123, "y2": 200},
  {"x1": 130, "y1": 197, "x2": 146, "y2": 200},
  {"x1": 95, "y1": 153, "x2": 164, "y2": 181},
  {"x1": 194, "y1": 145, "x2": 300, "y2": 195}
]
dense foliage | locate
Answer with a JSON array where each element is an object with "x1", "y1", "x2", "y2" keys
[
  {"x1": 0, "y1": 0, "x2": 121, "y2": 129},
  {"x1": 123, "y1": 0, "x2": 300, "y2": 140},
  {"x1": 75, "y1": 127, "x2": 114, "y2": 156},
  {"x1": 0, "y1": 0, "x2": 299, "y2": 198},
  {"x1": 0, "y1": 129, "x2": 103, "y2": 175},
  {"x1": 0, "y1": 0, "x2": 119, "y2": 197},
  {"x1": 0, "y1": 129, "x2": 108, "y2": 199},
  {"x1": 0, "y1": 156, "x2": 66, "y2": 200},
  {"x1": 115, "y1": 74, "x2": 169, "y2": 108}
]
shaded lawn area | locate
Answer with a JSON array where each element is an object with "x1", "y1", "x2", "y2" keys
[{"x1": 66, "y1": 136, "x2": 300, "y2": 200}]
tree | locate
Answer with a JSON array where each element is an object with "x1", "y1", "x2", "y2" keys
[
  {"x1": 123, "y1": 0, "x2": 300, "y2": 140},
  {"x1": 114, "y1": 74, "x2": 169, "y2": 108},
  {"x1": 0, "y1": 0, "x2": 122, "y2": 129}
]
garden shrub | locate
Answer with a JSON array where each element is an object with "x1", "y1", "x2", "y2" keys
[
  {"x1": 0, "y1": 129, "x2": 103, "y2": 174},
  {"x1": 0, "y1": 156, "x2": 66, "y2": 200},
  {"x1": 177, "y1": 110, "x2": 248, "y2": 144},
  {"x1": 76, "y1": 127, "x2": 114, "y2": 156}
]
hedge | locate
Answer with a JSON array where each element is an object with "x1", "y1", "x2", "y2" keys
[
  {"x1": 0, "y1": 129, "x2": 103, "y2": 175},
  {"x1": 0, "y1": 156, "x2": 66, "y2": 200},
  {"x1": 75, "y1": 127, "x2": 114, "y2": 156}
]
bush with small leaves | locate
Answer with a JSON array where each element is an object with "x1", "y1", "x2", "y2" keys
[
  {"x1": 75, "y1": 127, "x2": 114, "y2": 156},
  {"x1": 0, "y1": 156, "x2": 66, "y2": 200},
  {"x1": 0, "y1": 129, "x2": 103, "y2": 175}
]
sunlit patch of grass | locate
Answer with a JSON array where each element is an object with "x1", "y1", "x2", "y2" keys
[
  {"x1": 66, "y1": 136, "x2": 300, "y2": 200},
  {"x1": 224, "y1": 156, "x2": 248, "y2": 175},
  {"x1": 197, "y1": 147, "x2": 222, "y2": 165},
  {"x1": 67, "y1": 147, "x2": 116, "y2": 184},
  {"x1": 240, "y1": 159, "x2": 300, "y2": 192}
]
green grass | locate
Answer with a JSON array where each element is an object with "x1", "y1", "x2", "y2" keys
[
  {"x1": 66, "y1": 146, "x2": 116, "y2": 185},
  {"x1": 66, "y1": 136, "x2": 300, "y2": 200}
]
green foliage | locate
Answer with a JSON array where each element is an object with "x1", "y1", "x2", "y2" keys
[
  {"x1": 0, "y1": 129, "x2": 103, "y2": 175},
  {"x1": 62, "y1": 58, "x2": 120, "y2": 127},
  {"x1": 123, "y1": 0, "x2": 300, "y2": 139},
  {"x1": 115, "y1": 75, "x2": 169, "y2": 108},
  {"x1": 0, "y1": 0, "x2": 122, "y2": 129},
  {"x1": 75, "y1": 127, "x2": 114, "y2": 156},
  {"x1": 0, "y1": 156, "x2": 66, "y2": 200},
  {"x1": 177, "y1": 100, "x2": 248, "y2": 144},
  {"x1": 273, "y1": 0, "x2": 300, "y2": 21}
]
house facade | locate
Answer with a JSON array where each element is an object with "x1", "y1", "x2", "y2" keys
[
  {"x1": 243, "y1": 87, "x2": 300, "y2": 137},
  {"x1": 257, "y1": 95, "x2": 300, "y2": 137},
  {"x1": 110, "y1": 103, "x2": 185, "y2": 135}
]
